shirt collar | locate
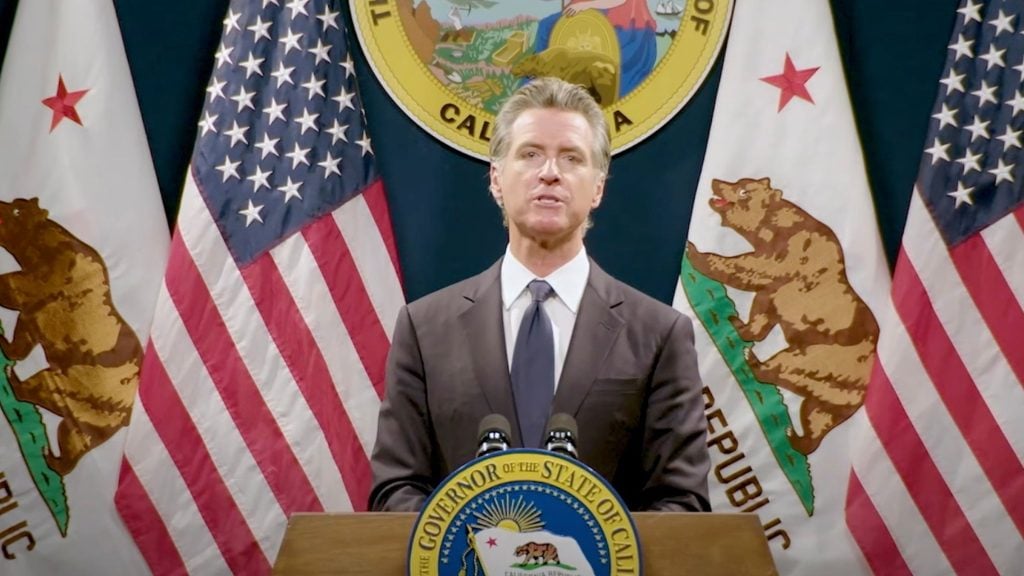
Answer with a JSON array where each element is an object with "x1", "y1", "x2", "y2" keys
[{"x1": 501, "y1": 245, "x2": 590, "y2": 314}]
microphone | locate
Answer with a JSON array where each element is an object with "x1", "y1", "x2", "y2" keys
[
  {"x1": 477, "y1": 414, "x2": 511, "y2": 458},
  {"x1": 544, "y1": 413, "x2": 578, "y2": 459}
]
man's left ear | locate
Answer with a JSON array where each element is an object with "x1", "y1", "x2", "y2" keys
[
  {"x1": 489, "y1": 163, "x2": 503, "y2": 205},
  {"x1": 591, "y1": 173, "x2": 606, "y2": 208}
]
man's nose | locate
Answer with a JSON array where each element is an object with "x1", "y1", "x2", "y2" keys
[{"x1": 538, "y1": 157, "x2": 561, "y2": 183}]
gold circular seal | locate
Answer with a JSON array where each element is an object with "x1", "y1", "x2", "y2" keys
[
  {"x1": 350, "y1": 0, "x2": 732, "y2": 159},
  {"x1": 408, "y1": 450, "x2": 640, "y2": 575}
]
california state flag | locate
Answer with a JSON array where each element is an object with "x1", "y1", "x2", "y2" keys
[
  {"x1": 672, "y1": 0, "x2": 890, "y2": 573},
  {"x1": 472, "y1": 527, "x2": 594, "y2": 575},
  {"x1": 0, "y1": 0, "x2": 168, "y2": 573}
]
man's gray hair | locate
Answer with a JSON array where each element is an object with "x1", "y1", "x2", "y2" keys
[{"x1": 489, "y1": 77, "x2": 611, "y2": 173}]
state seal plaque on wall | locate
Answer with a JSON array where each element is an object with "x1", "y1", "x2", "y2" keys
[{"x1": 350, "y1": 0, "x2": 732, "y2": 159}]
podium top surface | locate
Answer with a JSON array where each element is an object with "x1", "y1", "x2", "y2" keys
[{"x1": 273, "y1": 512, "x2": 778, "y2": 576}]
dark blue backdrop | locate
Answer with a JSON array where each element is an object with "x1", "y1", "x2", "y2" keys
[{"x1": 0, "y1": 0, "x2": 959, "y2": 303}]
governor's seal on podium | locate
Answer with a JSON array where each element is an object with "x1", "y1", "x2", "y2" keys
[
  {"x1": 407, "y1": 450, "x2": 640, "y2": 576},
  {"x1": 350, "y1": 0, "x2": 732, "y2": 159}
]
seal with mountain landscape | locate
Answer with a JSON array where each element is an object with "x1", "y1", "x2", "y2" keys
[{"x1": 351, "y1": 0, "x2": 732, "y2": 159}]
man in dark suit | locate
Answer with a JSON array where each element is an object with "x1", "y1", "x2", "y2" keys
[{"x1": 369, "y1": 77, "x2": 710, "y2": 512}]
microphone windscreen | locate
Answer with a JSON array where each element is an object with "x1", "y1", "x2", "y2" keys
[
  {"x1": 478, "y1": 413, "x2": 512, "y2": 441},
  {"x1": 546, "y1": 412, "x2": 578, "y2": 438}
]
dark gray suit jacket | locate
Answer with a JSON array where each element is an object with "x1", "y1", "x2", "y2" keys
[{"x1": 369, "y1": 258, "x2": 710, "y2": 512}]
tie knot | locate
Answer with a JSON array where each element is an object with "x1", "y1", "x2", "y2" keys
[{"x1": 527, "y1": 279, "x2": 554, "y2": 303}]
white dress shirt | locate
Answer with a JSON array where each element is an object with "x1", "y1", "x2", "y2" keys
[{"x1": 500, "y1": 245, "x2": 590, "y2": 390}]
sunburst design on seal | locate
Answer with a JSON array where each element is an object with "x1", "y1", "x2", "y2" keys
[{"x1": 471, "y1": 494, "x2": 544, "y2": 533}]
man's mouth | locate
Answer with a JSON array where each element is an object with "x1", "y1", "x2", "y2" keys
[{"x1": 532, "y1": 193, "x2": 564, "y2": 205}]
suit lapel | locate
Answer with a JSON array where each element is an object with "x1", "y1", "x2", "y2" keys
[
  {"x1": 553, "y1": 260, "x2": 624, "y2": 417},
  {"x1": 458, "y1": 260, "x2": 522, "y2": 444}
]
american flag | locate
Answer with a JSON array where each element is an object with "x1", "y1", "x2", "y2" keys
[
  {"x1": 845, "y1": 0, "x2": 1024, "y2": 574},
  {"x1": 113, "y1": 0, "x2": 404, "y2": 573}
]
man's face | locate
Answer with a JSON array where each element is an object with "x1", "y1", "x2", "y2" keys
[{"x1": 490, "y1": 107, "x2": 606, "y2": 248}]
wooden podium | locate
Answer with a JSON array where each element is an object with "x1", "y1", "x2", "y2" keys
[{"x1": 273, "y1": 512, "x2": 778, "y2": 575}]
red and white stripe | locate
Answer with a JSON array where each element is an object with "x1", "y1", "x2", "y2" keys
[
  {"x1": 847, "y1": 191, "x2": 1024, "y2": 575},
  {"x1": 115, "y1": 172, "x2": 403, "y2": 575}
]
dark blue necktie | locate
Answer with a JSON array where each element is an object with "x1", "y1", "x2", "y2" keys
[{"x1": 511, "y1": 280, "x2": 555, "y2": 448}]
